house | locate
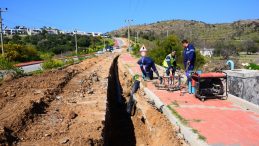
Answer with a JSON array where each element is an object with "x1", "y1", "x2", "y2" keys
[
  {"x1": 27, "y1": 28, "x2": 42, "y2": 35},
  {"x1": 200, "y1": 48, "x2": 215, "y2": 57}
]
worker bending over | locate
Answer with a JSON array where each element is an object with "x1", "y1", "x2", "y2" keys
[
  {"x1": 163, "y1": 50, "x2": 177, "y2": 76},
  {"x1": 137, "y1": 45, "x2": 162, "y2": 83}
]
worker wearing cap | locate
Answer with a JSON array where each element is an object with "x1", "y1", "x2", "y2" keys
[
  {"x1": 163, "y1": 50, "x2": 177, "y2": 76},
  {"x1": 182, "y1": 40, "x2": 196, "y2": 81},
  {"x1": 137, "y1": 45, "x2": 162, "y2": 82}
]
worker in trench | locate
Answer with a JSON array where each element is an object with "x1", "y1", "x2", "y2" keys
[
  {"x1": 182, "y1": 39, "x2": 196, "y2": 83},
  {"x1": 137, "y1": 45, "x2": 163, "y2": 84}
]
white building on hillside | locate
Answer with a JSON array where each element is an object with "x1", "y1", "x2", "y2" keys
[{"x1": 200, "y1": 48, "x2": 215, "y2": 57}]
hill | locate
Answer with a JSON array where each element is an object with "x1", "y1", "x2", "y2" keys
[{"x1": 110, "y1": 19, "x2": 259, "y2": 48}]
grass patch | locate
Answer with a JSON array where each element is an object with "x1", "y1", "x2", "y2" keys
[
  {"x1": 0, "y1": 56, "x2": 24, "y2": 75},
  {"x1": 245, "y1": 63, "x2": 259, "y2": 70},
  {"x1": 192, "y1": 128, "x2": 207, "y2": 141},
  {"x1": 65, "y1": 58, "x2": 74, "y2": 65},
  {"x1": 171, "y1": 100, "x2": 179, "y2": 107},
  {"x1": 192, "y1": 119, "x2": 202, "y2": 123},
  {"x1": 192, "y1": 129, "x2": 198, "y2": 133},
  {"x1": 31, "y1": 69, "x2": 44, "y2": 75},
  {"x1": 42, "y1": 59, "x2": 64, "y2": 70},
  {"x1": 198, "y1": 134, "x2": 207, "y2": 141},
  {"x1": 167, "y1": 105, "x2": 189, "y2": 125},
  {"x1": 167, "y1": 105, "x2": 207, "y2": 141}
]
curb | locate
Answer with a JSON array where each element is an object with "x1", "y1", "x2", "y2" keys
[{"x1": 121, "y1": 56, "x2": 209, "y2": 146}]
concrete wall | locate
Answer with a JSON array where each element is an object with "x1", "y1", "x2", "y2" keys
[{"x1": 225, "y1": 69, "x2": 259, "y2": 105}]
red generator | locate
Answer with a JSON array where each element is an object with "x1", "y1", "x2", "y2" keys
[{"x1": 191, "y1": 72, "x2": 228, "y2": 101}]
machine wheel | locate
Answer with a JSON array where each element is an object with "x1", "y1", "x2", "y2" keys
[{"x1": 201, "y1": 98, "x2": 205, "y2": 102}]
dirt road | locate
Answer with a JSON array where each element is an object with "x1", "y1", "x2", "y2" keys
[{"x1": 0, "y1": 52, "x2": 184, "y2": 146}]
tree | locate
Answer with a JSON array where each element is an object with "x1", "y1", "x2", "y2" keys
[
  {"x1": 243, "y1": 40, "x2": 258, "y2": 55},
  {"x1": 3, "y1": 44, "x2": 40, "y2": 62},
  {"x1": 148, "y1": 35, "x2": 182, "y2": 66},
  {"x1": 147, "y1": 35, "x2": 205, "y2": 69}
]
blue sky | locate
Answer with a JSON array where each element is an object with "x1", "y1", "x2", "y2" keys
[{"x1": 1, "y1": 0, "x2": 259, "y2": 32}]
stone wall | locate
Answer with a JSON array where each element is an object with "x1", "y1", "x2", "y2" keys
[{"x1": 225, "y1": 69, "x2": 259, "y2": 105}]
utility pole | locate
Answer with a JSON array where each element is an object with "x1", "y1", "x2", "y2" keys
[
  {"x1": 136, "y1": 31, "x2": 139, "y2": 43},
  {"x1": 166, "y1": 30, "x2": 169, "y2": 37},
  {"x1": 125, "y1": 19, "x2": 133, "y2": 50},
  {"x1": 74, "y1": 29, "x2": 78, "y2": 55},
  {"x1": 0, "y1": 8, "x2": 7, "y2": 57},
  {"x1": 103, "y1": 37, "x2": 106, "y2": 51}
]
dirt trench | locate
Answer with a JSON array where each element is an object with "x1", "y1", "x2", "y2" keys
[
  {"x1": 0, "y1": 53, "x2": 184, "y2": 146},
  {"x1": 103, "y1": 55, "x2": 184, "y2": 146}
]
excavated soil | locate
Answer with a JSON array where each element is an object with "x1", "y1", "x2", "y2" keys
[
  {"x1": 103, "y1": 56, "x2": 184, "y2": 146},
  {"x1": 0, "y1": 53, "x2": 184, "y2": 146}
]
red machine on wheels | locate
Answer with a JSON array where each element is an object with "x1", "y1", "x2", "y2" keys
[{"x1": 191, "y1": 72, "x2": 228, "y2": 101}]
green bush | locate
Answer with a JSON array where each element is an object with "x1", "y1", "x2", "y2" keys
[
  {"x1": 65, "y1": 58, "x2": 74, "y2": 65},
  {"x1": 39, "y1": 52, "x2": 54, "y2": 60},
  {"x1": 143, "y1": 35, "x2": 206, "y2": 69},
  {"x1": 245, "y1": 63, "x2": 259, "y2": 70},
  {"x1": 132, "y1": 43, "x2": 141, "y2": 57},
  {"x1": 148, "y1": 35, "x2": 183, "y2": 66},
  {"x1": 0, "y1": 56, "x2": 24, "y2": 75},
  {"x1": 0, "y1": 56, "x2": 15, "y2": 70},
  {"x1": 42, "y1": 59, "x2": 64, "y2": 70},
  {"x1": 4, "y1": 44, "x2": 40, "y2": 62}
]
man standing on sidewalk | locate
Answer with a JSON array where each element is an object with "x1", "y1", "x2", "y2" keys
[{"x1": 182, "y1": 40, "x2": 196, "y2": 82}]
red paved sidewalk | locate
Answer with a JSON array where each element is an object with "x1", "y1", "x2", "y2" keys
[
  {"x1": 15, "y1": 61, "x2": 43, "y2": 67},
  {"x1": 121, "y1": 53, "x2": 259, "y2": 146}
]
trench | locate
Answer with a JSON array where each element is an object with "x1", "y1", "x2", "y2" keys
[{"x1": 103, "y1": 55, "x2": 136, "y2": 146}]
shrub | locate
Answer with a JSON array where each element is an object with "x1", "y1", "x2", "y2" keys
[
  {"x1": 65, "y1": 58, "x2": 74, "y2": 65},
  {"x1": 0, "y1": 56, "x2": 15, "y2": 70},
  {"x1": 4, "y1": 44, "x2": 40, "y2": 62},
  {"x1": 146, "y1": 35, "x2": 205, "y2": 69},
  {"x1": 148, "y1": 35, "x2": 183, "y2": 66},
  {"x1": 245, "y1": 63, "x2": 259, "y2": 70},
  {"x1": 39, "y1": 52, "x2": 54, "y2": 60},
  {"x1": 0, "y1": 56, "x2": 24, "y2": 75},
  {"x1": 42, "y1": 59, "x2": 64, "y2": 70}
]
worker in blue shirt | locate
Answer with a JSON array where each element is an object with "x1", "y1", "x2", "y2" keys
[
  {"x1": 182, "y1": 40, "x2": 196, "y2": 81},
  {"x1": 137, "y1": 45, "x2": 162, "y2": 83}
]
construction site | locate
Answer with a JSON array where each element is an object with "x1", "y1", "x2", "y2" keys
[{"x1": 0, "y1": 38, "x2": 258, "y2": 146}]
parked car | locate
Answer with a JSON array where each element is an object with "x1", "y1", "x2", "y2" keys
[
  {"x1": 106, "y1": 46, "x2": 114, "y2": 52},
  {"x1": 96, "y1": 51, "x2": 104, "y2": 54}
]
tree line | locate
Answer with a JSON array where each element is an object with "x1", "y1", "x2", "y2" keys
[{"x1": 2, "y1": 30, "x2": 109, "y2": 62}]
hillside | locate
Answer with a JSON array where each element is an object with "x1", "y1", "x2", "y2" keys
[{"x1": 110, "y1": 19, "x2": 259, "y2": 48}]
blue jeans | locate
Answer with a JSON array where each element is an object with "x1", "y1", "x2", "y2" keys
[
  {"x1": 166, "y1": 66, "x2": 176, "y2": 76},
  {"x1": 185, "y1": 64, "x2": 194, "y2": 83}
]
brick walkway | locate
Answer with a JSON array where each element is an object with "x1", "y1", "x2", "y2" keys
[{"x1": 121, "y1": 53, "x2": 259, "y2": 146}]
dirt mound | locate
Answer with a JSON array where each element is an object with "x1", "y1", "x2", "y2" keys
[{"x1": 0, "y1": 56, "x2": 102, "y2": 145}]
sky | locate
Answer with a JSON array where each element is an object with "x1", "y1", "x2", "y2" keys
[{"x1": 1, "y1": 0, "x2": 259, "y2": 32}]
